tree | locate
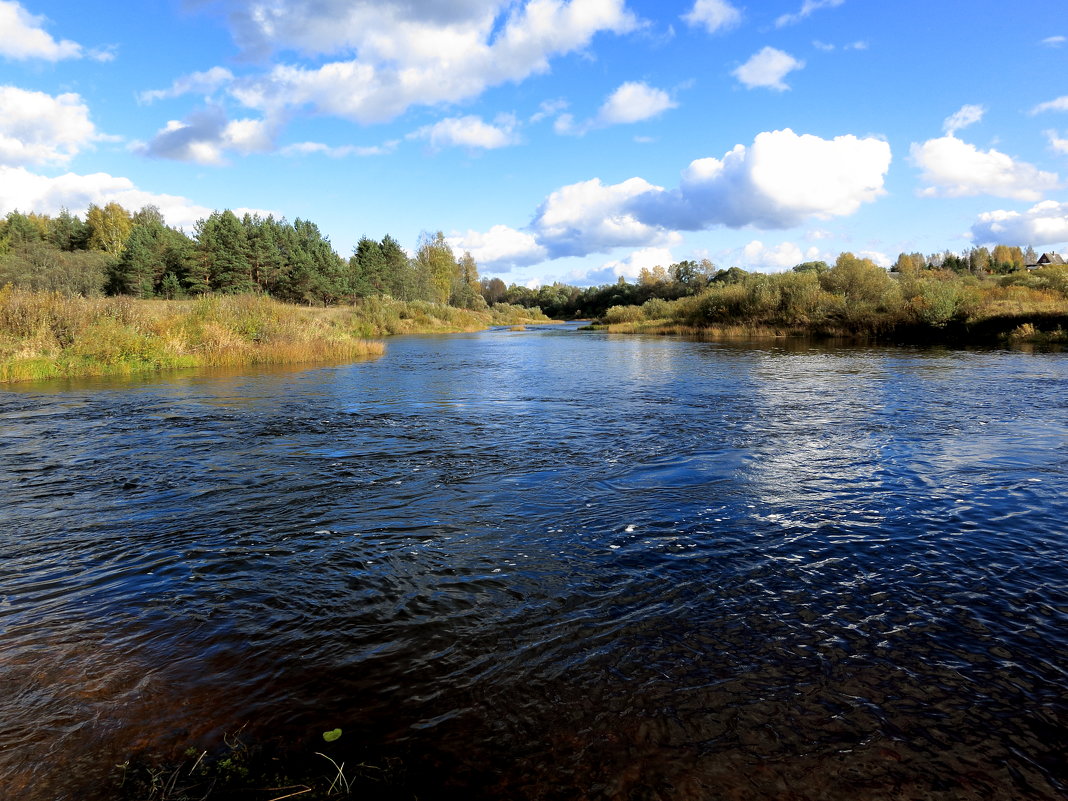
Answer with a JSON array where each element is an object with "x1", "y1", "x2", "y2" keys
[
  {"x1": 108, "y1": 214, "x2": 196, "y2": 297},
  {"x1": 820, "y1": 252, "x2": 896, "y2": 321},
  {"x1": 793, "y1": 260, "x2": 831, "y2": 274},
  {"x1": 86, "y1": 202, "x2": 133, "y2": 254},
  {"x1": 451, "y1": 250, "x2": 484, "y2": 309},
  {"x1": 480, "y1": 276, "x2": 507, "y2": 305},
  {"x1": 350, "y1": 236, "x2": 387, "y2": 297},
  {"x1": 416, "y1": 231, "x2": 456, "y2": 304},
  {"x1": 48, "y1": 208, "x2": 89, "y2": 251},
  {"x1": 891, "y1": 253, "x2": 925, "y2": 274},
  {"x1": 195, "y1": 210, "x2": 253, "y2": 294},
  {"x1": 0, "y1": 211, "x2": 44, "y2": 253},
  {"x1": 991, "y1": 244, "x2": 1024, "y2": 274}
]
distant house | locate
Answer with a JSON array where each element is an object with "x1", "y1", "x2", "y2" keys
[{"x1": 1026, "y1": 252, "x2": 1066, "y2": 270}]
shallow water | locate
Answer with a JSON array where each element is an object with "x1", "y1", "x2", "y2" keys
[{"x1": 1, "y1": 325, "x2": 1066, "y2": 800}]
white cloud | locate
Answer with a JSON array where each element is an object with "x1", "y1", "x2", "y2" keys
[
  {"x1": 0, "y1": 0, "x2": 85, "y2": 61},
  {"x1": 741, "y1": 240, "x2": 821, "y2": 270},
  {"x1": 533, "y1": 176, "x2": 668, "y2": 256},
  {"x1": 775, "y1": 0, "x2": 845, "y2": 28},
  {"x1": 910, "y1": 135, "x2": 1060, "y2": 201},
  {"x1": 529, "y1": 98, "x2": 568, "y2": 123},
  {"x1": 972, "y1": 200, "x2": 1068, "y2": 247},
  {"x1": 448, "y1": 224, "x2": 548, "y2": 269},
  {"x1": 597, "y1": 81, "x2": 676, "y2": 125},
  {"x1": 553, "y1": 113, "x2": 577, "y2": 135},
  {"x1": 682, "y1": 0, "x2": 741, "y2": 34},
  {"x1": 1031, "y1": 95, "x2": 1068, "y2": 115},
  {"x1": 279, "y1": 140, "x2": 399, "y2": 158},
  {"x1": 462, "y1": 128, "x2": 891, "y2": 265},
  {"x1": 0, "y1": 165, "x2": 271, "y2": 229},
  {"x1": 135, "y1": 107, "x2": 275, "y2": 165},
  {"x1": 556, "y1": 81, "x2": 676, "y2": 136},
  {"x1": 410, "y1": 115, "x2": 519, "y2": 150},
  {"x1": 732, "y1": 47, "x2": 804, "y2": 91},
  {"x1": 221, "y1": 0, "x2": 639, "y2": 125},
  {"x1": 600, "y1": 246, "x2": 677, "y2": 280},
  {"x1": 813, "y1": 39, "x2": 866, "y2": 52},
  {"x1": 1041, "y1": 35, "x2": 1066, "y2": 47},
  {"x1": 139, "y1": 67, "x2": 235, "y2": 104},
  {"x1": 634, "y1": 128, "x2": 891, "y2": 231},
  {"x1": 0, "y1": 86, "x2": 101, "y2": 167},
  {"x1": 1046, "y1": 130, "x2": 1068, "y2": 155},
  {"x1": 857, "y1": 249, "x2": 891, "y2": 268},
  {"x1": 942, "y1": 104, "x2": 984, "y2": 135}
]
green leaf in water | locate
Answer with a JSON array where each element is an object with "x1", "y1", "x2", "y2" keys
[{"x1": 322, "y1": 728, "x2": 342, "y2": 743}]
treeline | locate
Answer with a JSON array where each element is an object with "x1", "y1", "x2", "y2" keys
[
  {"x1": 0, "y1": 205, "x2": 486, "y2": 310},
  {"x1": 586, "y1": 253, "x2": 1068, "y2": 342},
  {"x1": 482, "y1": 247, "x2": 1057, "y2": 321}
]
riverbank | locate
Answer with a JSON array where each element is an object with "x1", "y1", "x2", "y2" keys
[
  {"x1": 585, "y1": 271, "x2": 1068, "y2": 346},
  {"x1": 0, "y1": 288, "x2": 551, "y2": 383},
  {"x1": 591, "y1": 314, "x2": 1068, "y2": 345}
]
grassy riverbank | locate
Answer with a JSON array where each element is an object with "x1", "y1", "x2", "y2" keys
[
  {"x1": 591, "y1": 265, "x2": 1068, "y2": 345},
  {"x1": 0, "y1": 288, "x2": 550, "y2": 383}
]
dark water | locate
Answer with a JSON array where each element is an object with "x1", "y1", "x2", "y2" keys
[{"x1": 1, "y1": 325, "x2": 1066, "y2": 800}]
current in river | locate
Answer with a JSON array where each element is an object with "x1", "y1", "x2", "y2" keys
[{"x1": 1, "y1": 324, "x2": 1066, "y2": 800}]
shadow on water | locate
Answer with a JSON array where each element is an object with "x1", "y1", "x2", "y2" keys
[{"x1": 0, "y1": 325, "x2": 1066, "y2": 800}]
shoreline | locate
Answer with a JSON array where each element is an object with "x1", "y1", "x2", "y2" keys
[{"x1": 0, "y1": 290, "x2": 551, "y2": 385}]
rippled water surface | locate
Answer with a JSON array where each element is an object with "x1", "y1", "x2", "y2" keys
[{"x1": 1, "y1": 325, "x2": 1066, "y2": 800}]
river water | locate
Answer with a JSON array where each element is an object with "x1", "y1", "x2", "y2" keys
[{"x1": 1, "y1": 324, "x2": 1066, "y2": 800}]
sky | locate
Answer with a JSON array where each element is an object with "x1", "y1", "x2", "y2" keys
[{"x1": 2, "y1": 0, "x2": 1068, "y2": 287}]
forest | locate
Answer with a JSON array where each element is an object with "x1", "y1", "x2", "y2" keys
[
  {"x1": 2, "y1": 204, "x2": 1067, "y2": 345},
  {"x1": 0, "y1": 203, "x2": 484, "y2": 309}
]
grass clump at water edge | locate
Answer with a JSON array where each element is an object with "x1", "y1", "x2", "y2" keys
[{"x1": 0, "y1": 288, "x2": 385, "y2": 383}]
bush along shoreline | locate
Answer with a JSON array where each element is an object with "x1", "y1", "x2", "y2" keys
[
  {"x1": 0, "y1": 289, "x2": 550, "y2": 384},
  {"x1": 586, "y1": 256, "x2": 1068, "y2": 347}
]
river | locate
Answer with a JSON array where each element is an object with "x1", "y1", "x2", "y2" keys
[{"x1": 1, "y1": 324, "x2": 1066, "y2": 800}]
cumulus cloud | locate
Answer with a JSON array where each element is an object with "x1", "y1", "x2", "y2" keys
[
  {"x1": 633, "y1": 129, "x2": 891, "y2": 231},
  {"x1": 942, "y1": 104, "x2": 984, "y2": 135},
  {"x1": 599, "y1": 246, "x2": 678, "y2": 280},
  {"x1": 138, "y1": 67, "x2": 235, "y2": 104},
  {"x1": 1031, "y1": 95, "x2": 1068, "y2": 115},
  {"x1": 740, "y1": 240, "x2": 823, "y2": 270},
  {"x1": 409, "y1": 114, "x2": 519, "y2": 150},
  {"x1": 0, "y1": 165, "x2": 271, "y2": 229},
  {"x1": 0, "y1": 86, "x2": 102, "y2": 166},
  {"x1": 555, "y1": 81, "x2": 676, "y2": 136},
  {"x1": 461, "y1": 128, "x2": 891, "y2": 267},
  {"x1": 448, "y1": 224, "x2": 548, "y2": 270},
  {"x1": 682, "y1": 0, "x2": 741, "y2": 34},
  {"x1": 135, "y1": 107, "x2": 275, "y2": 165},
  {"x1": 533, "y1": 176, "x2": 668, "y2": 256},
  {"x1": 775, "y1": 0, "x2": 845, "y2": 28},
  {"x1": 972, "y1": 200, "x2": 1068, "y2": 247},
  {"x1": 0, "y1": 0, "x2": 85, "y2": 61},
  {"x1": 732, "y1": 47, "x2": 804, "y2": 91},
  {"x1": 214, "y1": 0, "x2": 639, "y2": 125},
  {"x1": 910, "y1": 136, "x2": 1060, "y2": 201},
  {"x1": 597, "y1": 81, "x2": 676, "y2": 125}
]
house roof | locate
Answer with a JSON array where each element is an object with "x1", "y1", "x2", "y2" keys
[{"x1": 1027, "y1": 252, "x2": 1066, "y2": 268}]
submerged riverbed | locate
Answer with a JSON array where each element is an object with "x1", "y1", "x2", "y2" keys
[{"x1": 1, "y1": 324, "x2": 1066, "y2": 800}]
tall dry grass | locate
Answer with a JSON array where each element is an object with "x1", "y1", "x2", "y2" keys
[
  {"x1": 0, "y1": 290, "x2": 556, "y2": 383},
  {"x1": 0, "y1": 288, "x2": 384, "y2": 383}
]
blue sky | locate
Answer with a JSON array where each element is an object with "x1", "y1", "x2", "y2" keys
[{"x1": 2, "y1": 0, "x2": 1067, "y2": 287}]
